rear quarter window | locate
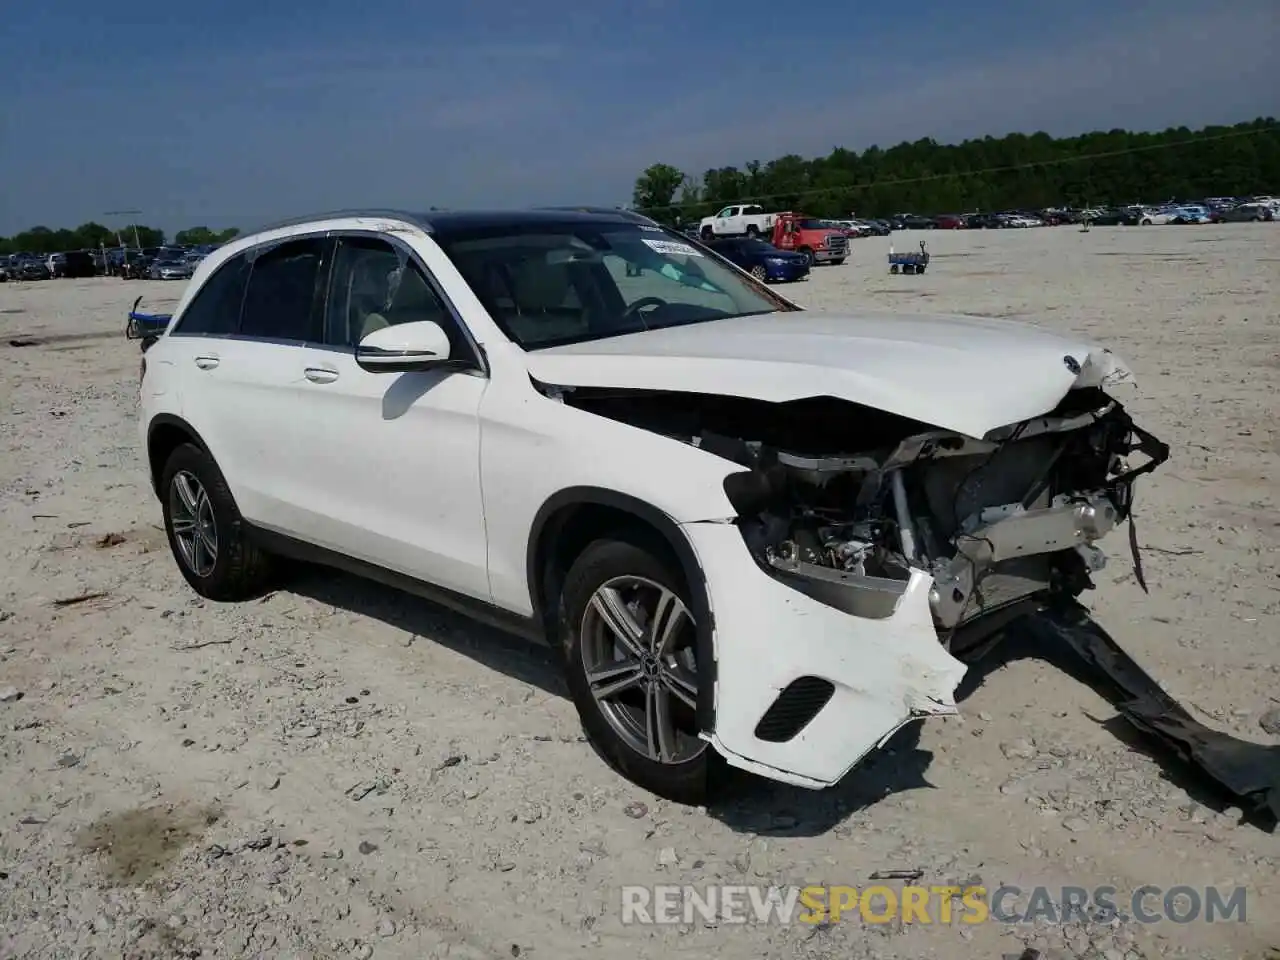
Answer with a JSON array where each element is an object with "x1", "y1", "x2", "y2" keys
[{"x1": 171, "y1": 253, "x2": 250, "y2": 336}]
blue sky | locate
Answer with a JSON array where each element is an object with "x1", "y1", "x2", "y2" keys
[{"x1": 2, "y1": 0, "x2": 1277, "y2": 236}]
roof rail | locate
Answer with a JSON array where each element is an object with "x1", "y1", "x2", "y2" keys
[{"x1": 244, "y1": 208, "x2": 429, "y2": 237}]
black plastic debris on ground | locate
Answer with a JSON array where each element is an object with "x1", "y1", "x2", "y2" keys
[{"x1": 962, "y1": 600, "x2": 1280, "y2": 832}]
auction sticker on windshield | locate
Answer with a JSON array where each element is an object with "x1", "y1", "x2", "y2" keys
[{"x1": 642, "y1": 238, "x2": 704, "y2": 258}]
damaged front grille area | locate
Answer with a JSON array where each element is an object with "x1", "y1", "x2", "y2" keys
[
  {"x1": 718, "y1": 391, "x2": 1168, "y2": 637},
  {"x1": 550, "y1": 384, "x2": 1168, "y2": 640}
]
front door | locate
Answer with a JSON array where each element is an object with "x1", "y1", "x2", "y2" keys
[{"x1": 284, "y1": 233, "x2": 491, "y2": 601}]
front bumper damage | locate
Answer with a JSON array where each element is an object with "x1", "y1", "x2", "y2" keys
[
  {"x1": 692, "y1": 405, "x2": 1278, "y2": 827},
  {"x1": 685, "y1": 519, "x2": 969, "y2": 790}
]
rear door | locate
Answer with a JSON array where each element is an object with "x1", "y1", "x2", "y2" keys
[{"x1": 170, "y1": 235, "x2": 335, "y2": 533}]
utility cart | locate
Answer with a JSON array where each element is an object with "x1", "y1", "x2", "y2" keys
[
  {"x1": 888, "y1": 239, "x2": 930, "y2": 275},
  {"x1": 126, "y1": 296, "x2": 171, "y2": 350}
]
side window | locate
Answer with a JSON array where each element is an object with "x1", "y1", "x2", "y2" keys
[
  {"x1": 323, "y1": 235, "x2": 463, "y2": 355},
  {"x1": 239, "y1": 237, "x2": 328, "y2": 342},
  {"x1": 716, "y1": 207, "x2": 733, "y2": 219},
  {"x1": 171, "y1": 253, "x2": 249, "y2": 336}
]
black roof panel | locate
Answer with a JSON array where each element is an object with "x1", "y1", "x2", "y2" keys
[
  {"x1": 244, "y1": 207, "x2": 647, "y2": 241},
  {"x1": 419, "y1": 209, "x2": 641, "y2": 232}
]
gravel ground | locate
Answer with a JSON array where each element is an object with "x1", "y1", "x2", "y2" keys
[{"x1": 1, "y1": 223, "x2": 1278, "y2": 960}]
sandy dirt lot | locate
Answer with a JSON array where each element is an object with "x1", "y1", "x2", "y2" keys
[{"x1": 1, "y1": 223, "x2": 1277, "y2": 960}]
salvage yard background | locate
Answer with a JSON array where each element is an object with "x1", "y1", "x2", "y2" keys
[{"x1": 1, "y1": 223, "x2": 1277, "y2": 960}]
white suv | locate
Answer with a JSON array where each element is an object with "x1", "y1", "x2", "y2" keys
[{"x1": 138, "y1": 209, "x2": 1167, "y2": 803}]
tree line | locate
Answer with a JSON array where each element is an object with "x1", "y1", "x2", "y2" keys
[
  {"x1": 0, "y1": 224, "x2": 241, "y2": 256},
  {"x1": 631, "y1": 117, "x2": 1280, "y2": 223}
]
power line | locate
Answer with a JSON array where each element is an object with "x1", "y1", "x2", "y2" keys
[{"x1": 633, "y1": 124, "x2": 1279, "y2": 213}]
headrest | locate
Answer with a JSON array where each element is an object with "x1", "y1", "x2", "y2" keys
[{"x1": 509, "y1": 257, "x2": 570, "y2": 312}]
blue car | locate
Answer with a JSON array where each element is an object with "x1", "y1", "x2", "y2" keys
[{"x1": 706, "y1": 237, "x2": 810, "y2": 283}]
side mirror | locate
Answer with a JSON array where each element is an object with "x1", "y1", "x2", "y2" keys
[{"x1": 355, "y1": 320, "x2": 453, "y2": 373}]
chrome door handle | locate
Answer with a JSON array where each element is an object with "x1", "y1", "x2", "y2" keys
[
  {"x1": 194, "y1": 355, "x2": 219, "y2": 369},
  {"x1": 304, "y1": 366, "x2": 339, "y2": 384}
]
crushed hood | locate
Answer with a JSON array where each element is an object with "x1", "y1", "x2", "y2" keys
[{"x1": 525, "y1": 310, "x2": 1135, "y2": 438}]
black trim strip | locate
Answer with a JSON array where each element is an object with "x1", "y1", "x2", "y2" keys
[
  {"x1": 358, "y1": 347, "x2": 441, "y2": 358},
  {"x1": 245, "y1": 522, "x2": 545, "y2": 643}
]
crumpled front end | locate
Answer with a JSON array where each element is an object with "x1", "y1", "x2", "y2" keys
[
  {"x1": 691, "y1": 388, "x2": 1168, "y2": 787},
  {"x1": 551, "y1": 377, "x2": 1168, "y2": 788}
]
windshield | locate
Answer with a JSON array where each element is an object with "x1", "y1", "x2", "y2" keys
[
  {"x1": 434, "y1": 221, "x2": 795, "y2": 350},
  {"x1": 798, "y1": 219, "x2": 826, "y2": 229}
]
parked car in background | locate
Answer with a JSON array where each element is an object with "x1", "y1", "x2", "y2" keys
[
  {"x1": 706, "y1": 237, "x2": 810, "y2": 283},
  {"x1": 1169, "y1": 205, "x2": 1212, "y2": 224},
  {"x1": 1082, "y1": 208, "x2": 1126, "y2": 226},
  {"x1": 150, "y1": 257, "x2": 195, "y2": 280},
  {"x1": 965, "y1": 213, "x2": 1001, "y2": 229},
  {"x1": 15, "y1": 258, "x2": 51, "y2": 280},
  {"x1": 934, "y1": 214, "x2": 968, "y2": 230},
  {"x1": 698, "y1": 204, "x2": 779, "y2": 240},
  {"x1": 122, "y1": 256, "x2": 155, "y2": 280},
  {"x1": 1134, "y1": 207, "x2": 1174, "y2": 226},
  {"x1": 60, "y1": 250, "x2": 97, "y2": 278},
  {"x1": 1219, "y1": 202, "x2": 1274, "y2": 222},
  {"x1": 890, "y1": 214, "x2": 937, "y2": 230}
]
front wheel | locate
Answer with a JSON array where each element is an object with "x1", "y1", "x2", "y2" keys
[
  {"x1": 160, "y1": 443, "x2": 274, "y2": 601},
  {"x1": 560, "y1": 538, "x2": 713, "y2": 804}
]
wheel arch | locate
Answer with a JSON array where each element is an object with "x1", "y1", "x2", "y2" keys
[
  {"x1": 527, "y1": 487, "x2": 717, "y2": 733},
  {"x1": 146, "y1": 414, "x2": 211, "y2": 497}
]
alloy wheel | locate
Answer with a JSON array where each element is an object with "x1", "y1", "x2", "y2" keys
[
  {"x1": 169, "y1": 470, "x2": 218, "y2": 577},
  {"x1": 580, "y1": 575, "x2": 704, "y2": 764}
]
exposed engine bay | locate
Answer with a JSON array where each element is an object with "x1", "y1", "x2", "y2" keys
[{"x1": 547, "y1": 384, "x2": 1170, "y2": 643}]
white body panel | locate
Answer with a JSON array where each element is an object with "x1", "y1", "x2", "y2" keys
[
  {"x1": 476, "y1": 378, "x2": 744, "y2": 615},
  {"x1": 272, "y1": 348, "x2": 491, "y2": 600},
  {"x1": 139, "y1": 211, "x2": 1146, "y2": 795},
  {"x1": 525, "y1": 310, "x2": 1134, "y2": 439}
]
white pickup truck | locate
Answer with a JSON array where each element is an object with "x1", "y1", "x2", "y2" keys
[{"x1": 698, "y1": 204, "x2": 777, "y2": 240}]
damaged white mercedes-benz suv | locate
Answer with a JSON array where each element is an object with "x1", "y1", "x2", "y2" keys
[{"x1": 136, "y1": 208, "x2": 1168, "y2": 804}]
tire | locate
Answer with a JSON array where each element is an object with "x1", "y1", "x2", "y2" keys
[
  {"x1": 749, "y1": 264, "x2": 768, "y2": 281},
  {"x1": 745, "y1": 224, "x2": 759, "y2": 238},
  {"x1": 559, "y1": 537, "x2": 714, "y2": 804},
  {"x1": 159, "y1": 443, "x2": 274, "y2": 601},
  {"x1": 799, "y1": 247, "x2": 814, "y2": 267},
  {"x1": 700, "y1": 227, "x2": 714, "y2": 242}
]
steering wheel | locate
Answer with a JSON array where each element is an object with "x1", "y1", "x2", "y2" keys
[{"x1": 623, "y1": 296, "x2": 668, "y2": 320}]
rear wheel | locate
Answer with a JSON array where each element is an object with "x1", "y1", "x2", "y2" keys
[
  {"x1": 745, "y1": 224, "x2": 759, "y2": 238},
  {"x1": 160, "y1": 443, "x2": 274, "y2": 601},
  {"x1": 560, "y1": 538, "x2": 713, "y2": 804}
]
